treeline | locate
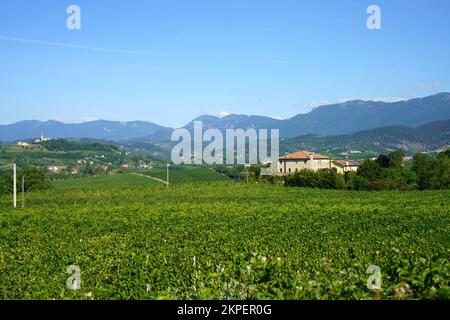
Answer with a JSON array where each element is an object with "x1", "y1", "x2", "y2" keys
[
  {"x1": 266, "y1": 149, "x2": 450, "y2": 191},
  {"x1": 0, "y1": 167, "x2": 51, "y2": 195},
  {"x1": 41, "y1": 139, "x2": 120, "y2": 152}
]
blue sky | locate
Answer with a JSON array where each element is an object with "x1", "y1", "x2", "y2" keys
[{"x1": 1, "y1": 0, "x2": 449, "y2": 127}]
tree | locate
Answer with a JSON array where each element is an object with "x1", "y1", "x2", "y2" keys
[
  {"x1": 0, "y1": 166, "x2": 50, "y2": 195},
  {"x1": 412, "y1": 153, "x2": 450, "y2": 190},
  {"x1": 0, "y1": 171, "x2": 13, "y2": 195},
  {"x1": 357, "y1": 160, "x2": 382, "y2": 181},
  {"x1": 388, "y1": 149, "x2": 406, "y2": 169},
  {"x1": 438, "y1": 149, "x2": 450, "y2": 159},
  {"x1": 376, "y1": 154, "x2": 391, "y2": 168}
]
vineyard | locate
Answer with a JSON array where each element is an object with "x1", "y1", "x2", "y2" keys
[
  {"x1": 51, "y1": 167, "x2": 229, "y2": 189},
  {"x1": 0, "y1": 182, "x2": 449, "y2": 300}
]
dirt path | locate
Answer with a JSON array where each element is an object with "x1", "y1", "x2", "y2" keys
[{"x1": 132, "y1": 173, "x2": 168, "y2": 185}]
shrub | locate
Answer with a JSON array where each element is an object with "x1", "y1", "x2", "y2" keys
[
  {"x1": 346, "y1": 173, "x2": 369, "y2": 190},
  {"x1": 284, "y1": 169, "x2": 318, "y2": 188},
  {"x1": 316, "y1": 168, "x2": 345, "y2": 189}
]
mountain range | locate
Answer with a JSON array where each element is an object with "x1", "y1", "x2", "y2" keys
[
  {"x1": 1, "y1": 92, "x2": 450, "y2": 142},
  {"x1": 0, "y1": 120, "x2": 166, "y2": 142},
  {"x1": 280, "y1": 119, "x2": 450, "y2": 156}
]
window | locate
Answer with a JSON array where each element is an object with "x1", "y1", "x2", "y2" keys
[
  {"x1": 288, "y1": 168, "x2": 291, "y2": 173},
  {"x1": 280, "y1": 169, "x2": 282, "y2": 173},
  {"x1": 295, "y1": 168, "x2": 298, "y2": 172}
]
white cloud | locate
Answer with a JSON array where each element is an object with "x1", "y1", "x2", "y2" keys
[
  {"x1": 217, "y1": 111, "x2": 231, "y2": 118},
  {"x1": 0, "y1": 36, "x2": 166, "y2": 56},
  {"x1": 361, "y1": 97, "x2": 407, "y2": 103},
  {"x1": 79, "y1": 116, "x2": 98, "y2": 123},
  {"x1": 270, "y1": 115, "x2": 285, "y2": 120}
]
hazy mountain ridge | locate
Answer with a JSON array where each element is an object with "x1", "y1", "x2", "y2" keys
[
  {"x1": 0, "y1": 120, "x2": 167, "y2": 142},
  {"x1": 1, "y1": 92, "x2": 450, "y2": 142},
  {"x1": 281, "y1": 119, "x2": 450, "y2": 156}
]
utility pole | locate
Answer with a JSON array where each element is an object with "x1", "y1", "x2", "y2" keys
[
  {"x1": 13, "y1": 163, "x2": 17, "y2": 208},
  {"x1": 166, "y1": 162, "x2": 170, "y2": 187}
]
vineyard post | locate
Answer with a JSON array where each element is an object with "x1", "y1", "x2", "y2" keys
[
  {"x1": 166, "y1": 162, "x2": 170, "y2": 187},
  {"x1": 13, "y1": 163, "x2": 17, "y2": 208},
  {"x1": 22, "y1": 175, "x2": 25, "y2": 208}
]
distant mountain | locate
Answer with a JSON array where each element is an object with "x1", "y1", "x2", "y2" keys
[
  {"x1": 184, "y1": 114, "x2": 282, "y2": 132},
  {"x1": 1, "y1": 93, "x2": 450, "y2": 142},
  {"x1": 280, "y1": 119, "x2": 450, "y2": 156},
  {"x1": 282, "y1": 92, "x2": 450, "y2": 136},
  {"x1": 180, "y1": 92, "x2": 450, "y2": 138},
  {"x1": 0, "y1": 120, "x2": 169, "y2": 142}
]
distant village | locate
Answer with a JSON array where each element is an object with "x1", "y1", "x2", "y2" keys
[{"x1": 14, "y1": 131, "x2": 153, "y2": 176}]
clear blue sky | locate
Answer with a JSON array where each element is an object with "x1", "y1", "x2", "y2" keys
[{"x1": 1, "y1": 0, "x2": 449, "y2": 127}]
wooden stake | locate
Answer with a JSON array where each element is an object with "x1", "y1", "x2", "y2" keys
[
  {"x1": 22, "y1": 175, "x2": 25, "y2": 208},
  {"x1": 374, "y1": 289, "x2": 381, "y2": 300},
  {"x1": 13, "y1": 163, "x2": 17, "y2": 208},
  {"x1": 166, "y1": 162, "x2": 170, "y2": 187}
]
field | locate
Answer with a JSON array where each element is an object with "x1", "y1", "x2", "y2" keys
[{"x1": 1, "y1": 182, "x2": 449, "y2": 300}]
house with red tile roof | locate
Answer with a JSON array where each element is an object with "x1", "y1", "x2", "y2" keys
[
  {"x1": 332, "y1": 160, "x2": 361, "y2": 174},
  {"x1": 277, "y1": 150, "x2": 332, "y2": 174}
]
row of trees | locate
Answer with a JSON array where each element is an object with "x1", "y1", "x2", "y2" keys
[
  {"x1": 351, "y1": 149, "x2": 450, "y2": 190},
  {"x1": 270, "y1": 149, "x2": 450, "y2": 191},
  {"x1": 0, "y1": 167, "x2": 50, "y2": 195}
]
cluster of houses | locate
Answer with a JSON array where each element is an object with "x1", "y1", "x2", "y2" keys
[
  {"x1": 46, "y1": 160, "x2": 152, "y2": 175},
  {"x1": 275, "y1": 150, "x2": 361, "y2": 175}
]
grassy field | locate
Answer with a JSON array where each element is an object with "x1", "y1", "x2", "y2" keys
[{"x1": 1, "y1": 182, "x2": 449, "y2": 300}]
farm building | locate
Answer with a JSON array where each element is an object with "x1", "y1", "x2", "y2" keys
[
  {"x1": 331, "y1": 160, "x2": 361, "y2": 174},
  {"x1": 47, "y1": 165, "x2": 67, "y2": 173},
  {"x1": 277, "y1": 150, "x2": 332, "y2": 174}
]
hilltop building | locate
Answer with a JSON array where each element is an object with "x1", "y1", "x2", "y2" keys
[{"x1": 34, "y1": 131, "x2": 52, "y2": 143}]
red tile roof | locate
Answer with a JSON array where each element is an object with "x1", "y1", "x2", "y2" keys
[{"x1": 279, "y1": 150, "x2": 330, "y2": 160}]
